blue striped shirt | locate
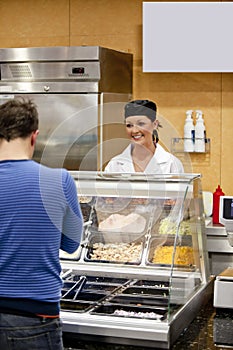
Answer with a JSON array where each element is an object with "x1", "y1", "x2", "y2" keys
[{"x1": 0, "y1": 160, "x2": 83, "y2": 315}]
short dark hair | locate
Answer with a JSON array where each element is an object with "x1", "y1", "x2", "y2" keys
[{"x1": 0, "y1": 98, "x2": 39, "y2": 142}]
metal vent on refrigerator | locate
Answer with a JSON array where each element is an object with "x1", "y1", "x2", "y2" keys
[{"x1": 9, "y1": 64, "x2": 33, "y2": 79}]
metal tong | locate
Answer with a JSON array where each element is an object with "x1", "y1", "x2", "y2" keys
[
  {"x1": 73, "y1": 276, "x2": 87, "y2": 299},
  {"x1": 62, "y1": 275, "x2": 87, "y2": 299},
  {"x1": 83, "y1": 220, "x2": 92, "y2": 227}
]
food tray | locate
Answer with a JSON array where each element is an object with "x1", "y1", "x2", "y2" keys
[
  {"x1": 91, "y1": 303, "x2": 167, "y2": 320},
  {"x1": 146, "y1": 235, "x2": 195, "y2": 268},
  {"x1": 62, "y1": 281, "x2": 80, "y2": 290},
  {"x1": 84, "y1": 276, "x2": 129, "y2": 284},
  {"x1": 62, "y1": 290, "x2": 107, "y2": 302},
  {"x1": 149, "y1": 199, "x2": 176, "y2": 227},
  {"x1": 95, "y1": 197, "x2": 152, "y2": 212},
  {"x1": 95, "y1": 212, "x2": 149, "y2": 234},
  {"x1": 94, "y1": 197, "x2": 154, "y2": 234},
  {"x1": 87, "y1": 229, "x2": 146, "y2": 244},
  {"x1": 151, "y1": 217, "x2": 193, "y2": 237},
  {"x1": 80, "y1": 203, "x2": 92, "y2": 222},
  {"x1": 84, "y1": 232, "x2": 144, "y2": 265},
  {"x1": 133, "y1": 279, "x2": 170, "y2": 288},
  {"x1": 82, "y1": 283, "x2": 121, "y2": 293},
  {"x1": 122, "y1": 286, "x2": 169, "y2": 298},
  {"x1": 60, "y1": 300, "x2": 94, "y2": 312},
  {"x1": 79, "y1": 196, "x2": 94, "y2": 205},
  {"x1": 80, "y1": 203, "x2": 98, "y2": 227},
  {"x1": 62, "y1": 274, "x2": 129, "y2": 285},
  {"x1": 109, "y1": 294, "x2": 170, "y2": 307}
]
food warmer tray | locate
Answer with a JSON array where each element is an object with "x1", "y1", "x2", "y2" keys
[{"x1": 60, "y1": 172, "x2": 214, "y2": 349}]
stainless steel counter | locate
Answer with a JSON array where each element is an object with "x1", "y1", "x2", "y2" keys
[
  {"x1": 63, "y1": 299, "x2": 233, "y2": 350},
  {"x1": 205, "y1": 219, "x2": 233, "y2": 275}
]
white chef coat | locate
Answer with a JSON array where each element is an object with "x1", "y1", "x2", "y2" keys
[{"x1": 104, "y1": 143, "x2": 184, "y2": 174}]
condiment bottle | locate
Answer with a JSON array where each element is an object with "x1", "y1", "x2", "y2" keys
[
  {"x1": 184, "y1": 110, "x2": 195, "y2": 152},
  {"x1": 212, "y1": 185, "x2": 225, "y2": 224},
  {"x1": 194, "y1": 110, "x2": 206, "y2": 152}
]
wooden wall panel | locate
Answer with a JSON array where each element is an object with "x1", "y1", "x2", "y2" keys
[
  {"x1": 0, "y1": 0, "x2": 70, "y2": 47},
  {"x1": 0, "y1": 0, "x2": 232, "y2": 193},
  {"x1": 222, "y1": 74, "x2": 233, "y2": 195}
]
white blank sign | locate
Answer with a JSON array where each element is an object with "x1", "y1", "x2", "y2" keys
[{"x1": 143, "y1": 2, "x2": 233, "y2": 72}]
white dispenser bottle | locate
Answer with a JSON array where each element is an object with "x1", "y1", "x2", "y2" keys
[
  {"x1": 194, "y1": 110, "x2": 206, "y2": 152},
  {"x1": 184, "y1": 110, "x2": 195, "y2": 152}
]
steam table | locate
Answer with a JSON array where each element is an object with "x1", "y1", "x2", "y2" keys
[{"x1": 63, "y1": 299, "x2": 233, "y2": 350}]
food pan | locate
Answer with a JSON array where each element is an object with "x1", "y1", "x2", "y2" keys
[
  {"x1": 82, "y1": 283, "x2": 121, "y2": 293},
  {"x1": 122, "y1": 286, "x2": 169, "y2": 298},
  {"x1": 133, "y1": 280, "x2": 170, "y2": 288},
  {"x1": 146, "y1": 235, "x2": 195, "y2": 268},
  {"x1": 96, "y1": 212, "x2": 148, "y2": 234},
  {"x1": 60, "y1": 300, "x2": 94, "y2": 312},
  {"x1": 80, "y1": 203, "x2": 98, "y2": 227},
  {"x1": 61, "y1": 276, "x2": 87, "y2": 299},
  {"x1": 85, "y1": 276, "x2": 129, "y2": 284},
  {"x1": 91, "y1": 303, "x2": 166, "y2": 320},
  {"x1": 84, "y1": 232, "x2": 144, "y2": 264},
  {"x1": 109, "y1": 294, "x2": 170, "y2": 307},
  {"x1": 94, "y1": 197, "x2": 153, "y2": 234},
  {"x1": 151, "y1": 217, "x2": 193, "y2": 236},
  {"x1": 63, "y1": 274, "x2": 129, "y2": 285},
  {"x1": 62, "y1": 281, "x2": 78, "y2": 290},
  {"x1": 80, "y1": 203, "x2": 92, "y2": 222},
  {"x1": 79, "y1": 196, "x2": 94, "y2": 205},
  {"x1": 87, "y1": 229, "x2": 146, "y2": 244},
  {"x1": 95, "y1": 197, "x2": 152, "y2": 213},
  {"x1": 62, "y1": 290, "x2": 107, "y2": 302}
]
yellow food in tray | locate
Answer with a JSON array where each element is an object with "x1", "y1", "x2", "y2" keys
[{"x1": 152, "y1": 246, "x2": 194, "y2": 266}]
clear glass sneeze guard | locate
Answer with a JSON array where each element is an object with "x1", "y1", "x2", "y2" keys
[{"x1": 60, "y1": 171, "x2": 211, "y2": 349}]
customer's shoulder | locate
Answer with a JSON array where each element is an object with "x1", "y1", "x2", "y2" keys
[{"x1": 37, "y1": 163, "x2": 72, "y2": 181}]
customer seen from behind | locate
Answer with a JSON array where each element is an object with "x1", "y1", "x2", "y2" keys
[{"x1": 0, "y1": 98, "x2": 83, "y2": 350}]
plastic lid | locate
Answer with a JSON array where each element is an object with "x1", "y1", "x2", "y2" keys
[
  {"x1": 185, "y1": 110, "x2": 193, "y2": 120},
  {"x1": 196, "y1": 110, "x2": 203, "y2": 120},
  {"x1": 214, "y1": 185, "x2": 225, "y2": 195}
]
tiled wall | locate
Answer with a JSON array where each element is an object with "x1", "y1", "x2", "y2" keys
[{"x1": 0, "y1": 0, "x2": 232, "y2": 194}]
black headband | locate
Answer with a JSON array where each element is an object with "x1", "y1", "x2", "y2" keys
[{"x1": 124, "y1": 100, "x2": 157, "y2": 121}]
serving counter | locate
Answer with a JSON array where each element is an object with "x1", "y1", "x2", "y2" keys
[
  {"x1": 205, "y1": 220, "x2": 233, "y2": 275},
  {"x1": 60, "y1": 172, "x2": 213, "y2": 349}
]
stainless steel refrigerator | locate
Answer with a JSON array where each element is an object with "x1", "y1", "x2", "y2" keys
[{"x1": 0, "y1": 46, "x2": 133, "y2": 170}]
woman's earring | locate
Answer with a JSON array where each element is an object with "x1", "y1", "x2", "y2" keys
[{"x1": 153, "y1": 129, "x2": 159, "y2": 143}]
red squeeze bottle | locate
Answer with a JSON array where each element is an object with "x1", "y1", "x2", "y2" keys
[{"x1": 212, "y1": 185, "x2": 225, "y2": 224}]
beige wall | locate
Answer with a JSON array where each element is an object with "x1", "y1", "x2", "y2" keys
[{"x1": 0, "y1": 0, "x2": 232, "y2": 194}]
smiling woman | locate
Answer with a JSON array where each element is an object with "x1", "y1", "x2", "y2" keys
[{"x1": 104, "y1": 99, "x2": 184, "y2": 174}]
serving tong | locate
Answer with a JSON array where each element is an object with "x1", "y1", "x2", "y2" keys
[{"x1": 62, "y1": 275, "x2": 87, "y2": 299}]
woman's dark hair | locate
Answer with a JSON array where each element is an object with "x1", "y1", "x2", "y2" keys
[
  {"x1": 0, "y1": 98, "x2": 39, "y2": 142},
  {"x1": 124, "y1": 99, "x2": 157, "y2": 121},
  {"x1": 153, "y1": 129, "x2": 159, "y2": 143}
]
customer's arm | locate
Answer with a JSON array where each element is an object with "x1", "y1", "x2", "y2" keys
[{"x1": 60, "y1": 171, "x2": 83, "y2": 254}]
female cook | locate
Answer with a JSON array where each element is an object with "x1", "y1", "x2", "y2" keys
[{"x1": 104, "y1": 99, "x2": 184, "y2": 174}]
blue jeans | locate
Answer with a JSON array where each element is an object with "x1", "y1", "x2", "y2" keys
[{"x1": 0, "y1": 313, "x2": 63, "y2": 350}]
